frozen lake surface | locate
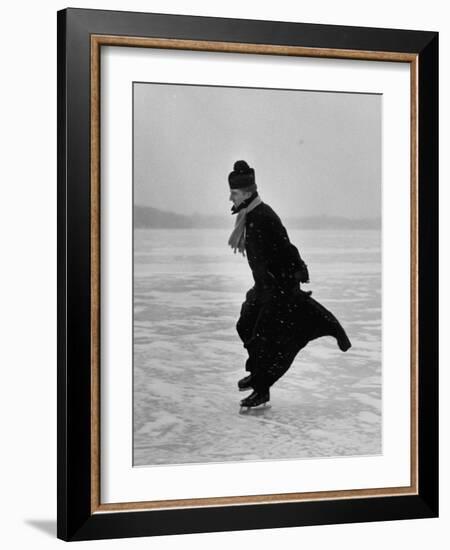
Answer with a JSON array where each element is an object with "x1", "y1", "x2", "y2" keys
[{"x1": 133, "y1": 228, "x2": 381, "y2": 466}]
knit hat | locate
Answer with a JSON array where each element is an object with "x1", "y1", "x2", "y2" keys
[{"x1": 228, "y1": 160, "x2": 255, "y2": 189}]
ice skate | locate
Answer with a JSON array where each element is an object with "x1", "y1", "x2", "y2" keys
[
  {"x1": 240, "y1": 389, "x2": 270, "y2": 408},
  {"x1": 238, "y1": 374, "x2": 253, "y2": 392}
]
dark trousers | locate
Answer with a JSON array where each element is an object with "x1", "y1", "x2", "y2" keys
[{"x1": 236, "y1": 285, "x2": 342, "y2": 392}]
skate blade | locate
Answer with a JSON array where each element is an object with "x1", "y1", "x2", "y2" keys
[
  {"x1": 239, "y1": 402, "x2": 271, "y2": 410},
  {"x1": 239, "y1": 403, "x2": 271, "y2": 415},
  {"x1": 238, "y1": 386, "x2": 253, "y2": 392}
]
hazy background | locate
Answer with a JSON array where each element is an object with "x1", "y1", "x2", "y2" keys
[{"x1": 133, "y1": 83, "x2": 381, "y2": 220}]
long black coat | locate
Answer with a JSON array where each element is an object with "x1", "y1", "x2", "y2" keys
[{"x1": 237, "y1": 201, "x2": 349, "y2": 392}]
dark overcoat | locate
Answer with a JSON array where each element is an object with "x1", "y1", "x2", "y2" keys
[{"x1": 236, "y1": 201, "x2": 349, "y2": 392}]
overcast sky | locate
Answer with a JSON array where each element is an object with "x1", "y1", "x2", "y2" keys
[{"x1": 133, "y1": 82, "x2": 381, "y2": 220}]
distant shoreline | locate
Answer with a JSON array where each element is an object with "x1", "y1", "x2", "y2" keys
[
  {"x1": 134, "y1": 226, "x2": 380, "y2": 231},
  {"x1": 134, "y1": 205, "x2": 381, "y2": 230}
]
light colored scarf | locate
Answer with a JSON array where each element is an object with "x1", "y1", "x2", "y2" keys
[{"x1": 228, "y1": 196, "x2": 262, "y2": 255}]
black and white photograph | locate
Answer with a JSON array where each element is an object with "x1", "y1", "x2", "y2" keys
[
  {"x1": 132, "y1": 82, "x2": 382, "y2": 467},
  {"x1": 0, "y1": 0, "x2": 443, "y2": 546}
]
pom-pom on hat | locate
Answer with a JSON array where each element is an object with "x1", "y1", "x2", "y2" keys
[{"x1": 228, "y1": 160, "x2": 256, "y2": 189}]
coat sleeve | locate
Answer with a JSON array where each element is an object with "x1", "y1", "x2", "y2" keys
[
  {"x1": 249, "y1": 214, "x2": 290, "y2": 281},
  {"x1": 259, "y1": 215, "x2": 291, "y2": 263},
  {"x1": 250, "y1": 213, "x2": 309, "y2": 286}
]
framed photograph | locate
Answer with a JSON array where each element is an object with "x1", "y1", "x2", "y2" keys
[{"x1": 57, "y1": 8, "x2": 438, "y2": 541}]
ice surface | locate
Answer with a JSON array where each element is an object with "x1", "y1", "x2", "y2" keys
[{"x1": 133, "y1": 228, "x2": 382, "y2": 466}]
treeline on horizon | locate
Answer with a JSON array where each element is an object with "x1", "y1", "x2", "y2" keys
[{"x1": 134, "y1": 205, "x2": 381, "y2": 230}]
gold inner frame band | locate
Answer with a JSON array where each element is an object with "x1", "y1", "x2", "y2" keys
[{"x1": 90, "y1": 34, "x2": 419, "y2": 514}]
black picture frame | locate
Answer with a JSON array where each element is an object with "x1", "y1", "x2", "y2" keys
[{"x1": 57, "y1": 7, "x2": 438, "y2": 542}]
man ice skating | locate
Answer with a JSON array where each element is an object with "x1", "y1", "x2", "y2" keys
[{"x1": 228, "y1": 160, "x2": 352, "y2": 408}]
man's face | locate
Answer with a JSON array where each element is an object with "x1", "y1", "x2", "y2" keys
[{"x1": 229, "y1": 188, "x2": 250, "y2": 208}]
